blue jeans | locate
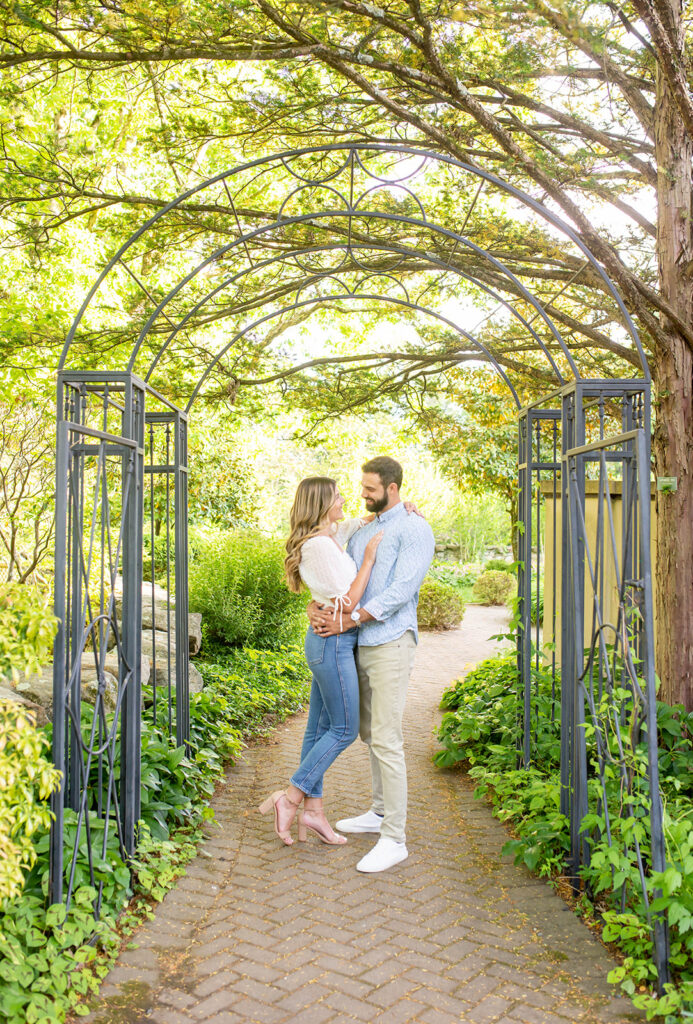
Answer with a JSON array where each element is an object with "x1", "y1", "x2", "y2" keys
[{"x1": 291, "y1": 626, "x2": 360, "y2": 798}]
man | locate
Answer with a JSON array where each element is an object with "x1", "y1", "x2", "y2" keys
[{"x1": 309, "y1": 456, "x2": 434, "y2": 873}]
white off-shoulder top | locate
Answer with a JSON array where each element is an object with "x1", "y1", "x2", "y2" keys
[{"x1": 299, "y1": 518, "x2": 365, "y2": 619}]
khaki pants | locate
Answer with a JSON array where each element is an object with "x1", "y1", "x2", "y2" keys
[{"x1": 356, "y1": 631, "x2": 417, "y2": 844}]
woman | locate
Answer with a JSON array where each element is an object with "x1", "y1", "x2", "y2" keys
[{"x1": 259, "y1": 476, "x2": 383, "y2": 846}]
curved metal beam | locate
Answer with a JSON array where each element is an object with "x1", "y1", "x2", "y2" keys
[
  {"x1": 129, "y1": 211, "x2": 577, "y2": 379},
  {"x1": 60, "y1": 141, "x2": 650, "y2": 381},
  {"x1": 184, "y1": 291, "x2": 521, "y2": 413},
  {"x1": 143, "y1": 241, "x2": 568, "y2": 386}
]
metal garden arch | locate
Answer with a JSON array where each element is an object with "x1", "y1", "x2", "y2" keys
[{"x1": 51, "y1": 143, "x2": 668, "y2": 985}]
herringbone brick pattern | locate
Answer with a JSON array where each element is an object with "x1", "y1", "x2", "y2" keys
[{"x1": 80, "y1": 607, "x2": 643, "y2": 1024}]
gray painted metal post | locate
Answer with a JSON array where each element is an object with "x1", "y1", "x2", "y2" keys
[
  {"x1": 120, "y1": 377, "x2": 144, "y2": 855},
  {"x1": 560, "y1": 390, "x2": 575, "y2": 820},
  {"x1": 67, "y1": 388, "x2": 85, "y2": 811},
  {"x1": 521, "y1": 414, "x2": 534, "y2": 767},
  {"x1": 567, "y1": 454, "x2": 588, "y2": 882},
  {"x1": 50, "y1": 411, "x2": 70, "y2": 906},
  {"x1": 174, "y1": 412, "x2": 190, "y2": 748},
  {"x1": 516, "y1": 415, "x2": 527, "y2": 764},
  {"x1": 637, "y1": 429, "x2": 670, "y2": 991}
]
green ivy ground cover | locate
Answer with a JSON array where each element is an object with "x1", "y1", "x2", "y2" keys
[
  {"x1": 0, "y1": 644, "x2": 310, "y2": 1024},
  {"x1": 435, "y1": 656, "x2": 693, "y2": 1023}
]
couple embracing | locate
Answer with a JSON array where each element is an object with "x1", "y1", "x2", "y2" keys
[{"x1": 259, "y1": 456, "x2": 435, "y2": 874}]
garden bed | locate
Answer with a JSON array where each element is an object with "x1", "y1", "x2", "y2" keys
[{"x1": 435, "y1": 655, "x2": 693, "y2": 1022}]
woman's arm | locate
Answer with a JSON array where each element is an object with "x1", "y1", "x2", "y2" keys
[
  {"x1": 305, "y1": 532, "x2": 384, "y2": 632},
  {"x1": 335, "y1": 515, "x2": 373, "y2": 544},
  {"x1": 339, "y1": 531, "x2": 383, "y2": 610}
]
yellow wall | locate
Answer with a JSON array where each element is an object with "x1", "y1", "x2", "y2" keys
[{"x1": 541, "y1": 480, "x2": 656, "y2": 660}]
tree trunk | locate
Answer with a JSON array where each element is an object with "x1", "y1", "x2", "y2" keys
[
  {"x1": 653, "y1": 6, "x2": 693, "y2": 708},
  {"x1": 654, "y1": 338, "x2": 693, "y2": 707}
]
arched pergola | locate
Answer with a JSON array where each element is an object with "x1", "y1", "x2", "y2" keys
[{"x1": 51, "y1": 143, "x2": 667, "y2": 985}]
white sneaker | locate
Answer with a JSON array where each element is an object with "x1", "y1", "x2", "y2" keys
[
  {"x1": 356, "y1": 836, "x2": 408, "y2": 873},
  {"x1": 335, "y1": 810, "x2": 383, "y2": 834}
]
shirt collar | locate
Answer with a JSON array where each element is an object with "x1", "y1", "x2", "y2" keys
[{"x1": 376, "y1": 501, "x2": 405, "y2": 524}]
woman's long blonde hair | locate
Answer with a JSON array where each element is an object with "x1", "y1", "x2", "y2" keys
[{"x1": 285, "y1": 476, "x2": 337, "y2": 593}]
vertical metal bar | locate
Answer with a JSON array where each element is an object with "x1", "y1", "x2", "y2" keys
[
  {"x1": 50, "y1": 409, "x2": 70, "y2": 906},
  {"x1": 622, "y1": 395, "x2": 636, "y2": 660},
  {"x1": 516, "y1": 413, "x2": 527, "y2": 766},
  {"x1": 568, "y1": 454, "x2": 588, "y2": 883},
  {"x1": 535, "y1": 418, "x2": 541, "y2": 686},
  {"x1": 165, "y1": 422, "x2": 173, "y2": 737},
  {"x1": 574, "y1": 386, "x2": 589, "y2": 877},
  {"x1": 636, "y1": 427, "x2": 670, "y2": 991},
  {"x1": 522, "y1": 414, "x2": 533, "y2": 767},
  {"x1": 149, "y1": 419, "x2": 157, "y2": 725},
  {"x1": 63, "y1": 386, "x2": 74, "y2": 820},
  {"x1": 551, "y1": 418, "x2": 558, "y2": 716},
  {"x1": 97, "y1": 388, "x2": 108, "y2": 820},
  {"x1": 594, "y1": 454, "x2": 605, "y2": 707},
  {"x1": 175, "y1": 413, "x2": 190, "y2": 747},
  {"x1": 67, "y1": 387, "x2": 85, "y2": 811},
  {"x1": 560, "y1": 388, "x2": 575, "y2": 820},
  {"x1": 120, "y1": 377, "x2": 144, "y2": 856}
]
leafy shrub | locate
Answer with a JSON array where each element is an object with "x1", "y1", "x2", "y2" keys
[
  {"x1": 0, "y1": 583, "x2": 57, "y2": 681},
  {"x1": 0, "y1": 641, "x2": 310, "y2": 1022},
  {"x1": 484, "y1": 558, "x2": 515, "y2": 574},
  {"x1": 188, "y1": 530, "x2": 307, "y2": 650},
  {"x1": 0, "y1": 818, "x2": 199, "y2": 1024},
  {"x1": 141, "y1": 646, "x2": 309, "y2": 839},
  {"x1": 198, "y1": 645, "x2": 310, "y2": 736},
  {"x1": 0, "y1": 882, "x2": 116, "y2": 1024},
  {"x1": 0, "y1": 701, "x2": 61, "y2": 901},
  {"x1": 417, "y1": 579, "x2": 466, "y2": 630},
  {"x1": 472, "y1": 569, "x2": 514, "y2": 605},
  {"x1": 436, "y1": 655, "x2": 560, "y2": 774},
  {"x1": 428, "y1": 560, "x2": 477, "y2": 588},
  {"x1": 530, "y1": 579, "x2": 544, "y2": 626},
  {"x1": 435, "y1": 656, "x2": 693, "y2": 1020},
  {"x1": 432, "y1": 493, "x2": 509, "y2": 562},
  {"x1": 138, "y1": 725, "x2": 216, "y2": 841},
  {"x1": 141, "y1": 647, "x2": 308, "y2": 840},
  {"x1": 0, "y1": 587, "x2": 60, "y2": 902},
  {"x1": 142, "y1": 533, "x2": 172, "y2": 587}
]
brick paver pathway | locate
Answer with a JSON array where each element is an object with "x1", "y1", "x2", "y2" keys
[{"x1": 82, "y1": 606, "x2": 643, "y2": 1024}]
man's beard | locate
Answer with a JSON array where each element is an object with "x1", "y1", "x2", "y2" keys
[{"x1": 365, "y1": 493, "x2": 388, "y2": 514}]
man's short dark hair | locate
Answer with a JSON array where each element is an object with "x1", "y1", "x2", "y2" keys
[{"x1": 362, "y1": 456, "x2": 403, "y2": 490}]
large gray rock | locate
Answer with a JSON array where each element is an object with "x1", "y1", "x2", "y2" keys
[
  {"x1": 141, "y1": 630, "x2": 181, "y2": 689},
  {"x1": 113, "y1": 576, "x2": 168, "y2": 603},
  {"x1": 14, "y1": 665, "x2": 119, "y2": 717},
  {"x1": 78, "y1": 668, "x2": 119, "y2": 712},
  {"x1": 0, "y1": 684, "x2": 49, "y2": 726},
  {"x1": 116, "y1": 590, "x2": 202, "y2": 654},
  {"x1": 141, "y1": 629, "x2": 176, "y2": 662},
  {"x1": 81, "y1": 650, "x2": 150, "y2": 689},
  {"x1": 139, "y1": 633, "x2": 203, "y2": 695},
  {"x1": 119, "y1": 592, "x2": 172, "y2": 631},
  {"x1": 138, "y1": 638, "x2": 202, "y2": 696},
  {"x1": 189, "y1": 661, "x2": 203, "y2": 695},
  {"x1": 188, "y1": 612, "x2": 202, "y2": 656},
  {"x1": 13, "y1": 667, "x2": 53, "y2": 708}
]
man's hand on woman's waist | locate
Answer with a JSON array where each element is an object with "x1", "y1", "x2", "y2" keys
[{"x1": 307, "y1": 599, "x2": 374, "y2": 636}]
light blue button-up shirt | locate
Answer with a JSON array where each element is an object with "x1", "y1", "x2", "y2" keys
[{"x1": 347, "y1": 502, "x2": 435, "y2": 647}]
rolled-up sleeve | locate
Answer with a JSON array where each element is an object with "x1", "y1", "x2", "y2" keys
[{"x1": 362, "y1": 527, "x2": 434, "y2": 622}]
